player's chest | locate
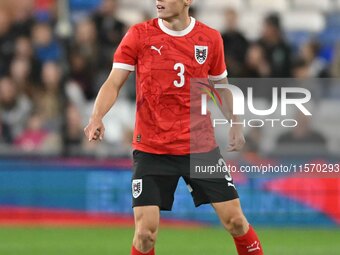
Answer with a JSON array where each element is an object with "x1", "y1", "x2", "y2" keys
[{"x1": 139, "y1": 35, "x2": 212, "y2": 71}]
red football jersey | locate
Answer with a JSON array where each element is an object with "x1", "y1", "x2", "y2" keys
[{"x1": 113, "y1": 17, "x2": 227, "y2": 155}]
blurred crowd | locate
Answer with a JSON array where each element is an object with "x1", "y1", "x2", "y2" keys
[
  {"x1": 0, "y1": 0, "x2": 340, "y2": 157},
  {"x1": 223, "y1": 9, "x2": 329, "y2": 79},
  {"x1": 0, "y1": 0, "x2": 133, "y2": 156}
]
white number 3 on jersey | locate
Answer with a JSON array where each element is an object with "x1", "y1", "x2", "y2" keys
[{"x1": 173, "y1": 63, "x2": 185, "y2": 88}]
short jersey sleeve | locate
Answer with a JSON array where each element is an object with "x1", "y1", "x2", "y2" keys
[
  {"x1": 208, "y1": 32, "x2": 228, "y2": 81},
  {"x1": 113, "y1": 25, "x2": 139, "y2": 72}
]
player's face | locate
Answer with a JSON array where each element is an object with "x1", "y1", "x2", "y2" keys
[{"x1": 156, "y1": 0, "x2": 190, "y2": 19}]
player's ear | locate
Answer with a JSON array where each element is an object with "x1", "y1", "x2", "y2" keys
[{"x1": 184, "y1": 0, "x2": 192, "y2": 7}]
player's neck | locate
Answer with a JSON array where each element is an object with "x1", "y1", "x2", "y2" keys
[{"x1": 161, "y1": 14, "x2": 191, "y2": 31}]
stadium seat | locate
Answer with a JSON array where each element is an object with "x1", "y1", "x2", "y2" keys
[
  {"x1": 199, "y1": 0, "x2": 246, "y2": 11},
  {"x1": 103, "y1": 98, "x2": 135, "y2": 144},
  {"x1": 115, "y1": 8, "x2": 146, "y2": 26},
  {"x1": 118, "y1": 0, "x2": 155, "y2": 16},
  {"x1": 238, "y1": 12, "x2": 264, "y2": 40},
  {"x1": 318, "y1": 27, "x2": 340, "y2": 46},
  {"x1": 197, "y1": 10, "x2": 226, "y2": 31},
  {"x1": 292, "y1": 0, "x2": 333, "y2": 12},
  {"x1": 326, "y1": 13, "x2": 340, "y2": 29},
  {"x1": 69, "y1": 0, "x2": 100, "y2": 11},
  {"x1": 312, "y1": 100, "x2": 340, "y2": 131},
  {"x1": 190, "y1": 0, "x2": 200, "y2": 8},
  {"x1": 117, "y1": 0, "x2": 138, "y2": 8},
  {"x1": 286, "y1": 31, "x2": 312, "y2": 49},
  {"x1": 258, "y1": 101, "x2": 298, "y2": 154},
  {"x1": 281, "y1": 11, "x2": 326, "y2": 33},
  {"x1": 248, "y1": 0, "x2": 290, "y2": 13},
  {"x1": 311, "y1": 100, "x2": 340, "y2": 154}
]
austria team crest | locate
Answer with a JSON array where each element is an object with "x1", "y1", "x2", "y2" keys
[
  {"x1": 195, "y1": 45, "x2": 208, "y2": 64},
  {"x1": 132, "y1": 179, "x2": 142, "y2": 198}
]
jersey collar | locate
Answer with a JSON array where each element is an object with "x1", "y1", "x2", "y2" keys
[{"x1": 158, "y1": 17, "x2": 196, "y2": 37}]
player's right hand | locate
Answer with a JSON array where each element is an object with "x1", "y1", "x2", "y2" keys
[{"x1": 84, "y1": 117, "x2": 105, "y2": 142}]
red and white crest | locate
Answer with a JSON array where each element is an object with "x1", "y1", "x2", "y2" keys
[
  {"x1": 132, "y1": 179, "x2": 142, "y2": 198},
  {"x1": 195, "y1": 45, "x2": 208, "y2": 64}
]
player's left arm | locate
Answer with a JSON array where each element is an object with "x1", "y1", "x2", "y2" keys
[
  {"x1": 213, "y1": 78, "x2": 246, "y2": 152},
  {"x1": 209, "y1": 31, "x2": 245, "y2": 152}
]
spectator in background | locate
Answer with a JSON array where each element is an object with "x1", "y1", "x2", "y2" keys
[
  {"x1": 299, "y1": 41, "x2": 329, "y2": 78},
  {"x1": 291, "y1": 58, "x2": 322, "y2": 101},
  {"x1": 0, "y1": 9, "x2": 15, "y2": 76},
  {"x1": 14, "y1": 36, "x2": 42, "y2": 83},
  {"x1": 241, "y1": 43, "x2": 272, "y2": 99},
  {"x1": 34, "y1": 0, "x2": 56, "y2": 21},
  {"x1": 243, "y1": 126, "x2": 263, "y2": 155},
  {"x1": 71, "y1": 18, "x2": 99, "y2": 75},
  {"x1": 9, "y1": 57, "x2": 33, "y2": 96},
  {"x1": 244, "y1": 43, "x2": 270, "y2": 78},
  {"x1": 258, "y1": 14, "x2": 291, "y2": 77},
  {"x1": 10, "y1": 0, "x2": 35, "y2": 37},
  {"x1": 292, "y1": 58, "x2": 310, "y2": 79},
  {"x1": 92, "y1": 0, "x2": 126, "y2": 70},
  {"x1": 33, "y1": 62, "x2": 64, "y2": 132},
  {"x1": 0, "y1": 77, "x2": 32, "y2": 143},
  {"x1": 1, "y1": 0, "x2": 336, "y2": 157},
  {"x1": 221, "y1": 8, "x2": 249, "y2": 77},
  {"x1": 67, "y1": 50, "x2": 96, "y2": 100},
  {"x1": 31, "y1": 22, "x2": 62, "y2": 63},
  {"x1": 63, "y1": 103, "x2": 85, "y2": 156},
  {"x1": 14, "y1": 112, "x2": 61, "y2": 153}
]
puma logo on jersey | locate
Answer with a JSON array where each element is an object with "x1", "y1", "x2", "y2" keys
[{"x1": 151, "y1": 45, "x2": 163, "y2": 55}]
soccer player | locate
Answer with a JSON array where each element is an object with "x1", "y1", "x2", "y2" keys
[{"x1": 84, "y1": 1, "x2": 264, "y2": 254}]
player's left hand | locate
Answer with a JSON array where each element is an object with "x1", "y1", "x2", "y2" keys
[{"x1": 227, "y1": 125, "x2": 245, "y2": 152}]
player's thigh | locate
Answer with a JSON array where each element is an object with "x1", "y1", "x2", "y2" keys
[
  {"x1": 184, "y1": 147, "x2": 239, "y2": 206},
  {"x1": 132, "y1": 175, "x2": 180, "y2": 210},
  {"x1": 185, "y1": 177, "x2": 239, "y2": 206},
  {"x1": 132, "y1": 150, "x2": 181, "y2": 210},
  {"x1": 133, "y1": 205, "x2": 160, "y2": 233}
]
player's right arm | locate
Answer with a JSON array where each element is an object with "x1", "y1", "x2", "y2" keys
[
  {"x1": 84, "y1": 25, "x2": 140, "y2": 142},
  {"x1": 84, "y1": 68, "x2": 130, "y2": 141}
]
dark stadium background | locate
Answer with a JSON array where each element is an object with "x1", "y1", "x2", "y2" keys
[{"x1": 0, "y1": 0, "x2": 339, "y2": 254}]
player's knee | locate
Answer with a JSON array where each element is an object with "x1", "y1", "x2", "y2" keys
[
  {"x1": 230, "y1": 215, "x2": 247, "y2": 230},
  {"x1": 223, "y1": 214, "x2": 248, "y2": 235},
  {"x1": 135, "y1": 228, "x2": 157, "y2": 246}
]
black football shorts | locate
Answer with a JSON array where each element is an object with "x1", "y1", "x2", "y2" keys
[{"x1": 131, "y1": 147, "x2": 239, "y2": 211}]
